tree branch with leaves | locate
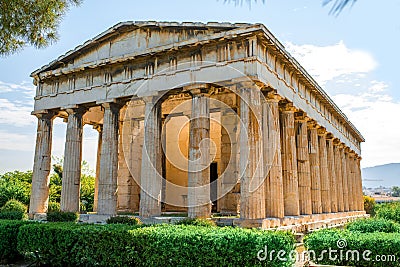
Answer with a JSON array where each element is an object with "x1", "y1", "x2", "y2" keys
[{"x1": 0, "y1": 0, "x2": 81, "y2": 56}]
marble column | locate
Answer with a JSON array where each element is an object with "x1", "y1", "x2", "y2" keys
[
  {"x1": 318, "y1": 129, "x2": 331, "y2": 213},
  {"x1": 341, "y1": 146, "x2": 349, "y2": 212},
  {"x1": 348, "y1": 152, "x2": 356, "y2": 211},
  {"x1": 356, "y1": 156, "x2": 363, "y2": 211},
  {"x1": 334, "y1": 141, "x2": 344, "y2": 212},
  {"x1": 219, "y1": 108, "x2": 239, "y2": 214},
  {"x1": 61, "y1": 107, "x2": 85, "y2": 212},
  {"x1": 97, "y1": 103, "x2": 121, "y2": 215},
  {"x1": 29, "y1": 111, "x2": 55, "y2": 216},
  {"x1": 264, "y1": 93, "x2": 284, "y2": 218},
  {"x1": 93, "y1": 125, "x2": 102, "y2": 212},
  {"x1": 239, "y1": 86, "x2": 265, "y2": 220},
  {"x1": 308, "y1": 124, "x2": 322, "y2": 214},
  {"x1": 295, "y1": 114, "x2": 312, "y2": 215},
  {"x1": 326, "y1": 137, "x2": 338, "y2": 213},
  {"x1": 188, "y1": 89, "x2": 211, "y2": 218},
  {"x1": 280, "y1": 104, "x2": 300, "y2": 216},
  {"x1": 139, "y1": 97, "x2": 163, "y2": 217}
]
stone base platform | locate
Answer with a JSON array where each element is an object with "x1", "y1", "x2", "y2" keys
[
  {"x1": 214, "y1": 211, "x2": 368, "y2": 233},
  {"x1": 33, "y1": 211, "x2": 367, "y2": 233}
]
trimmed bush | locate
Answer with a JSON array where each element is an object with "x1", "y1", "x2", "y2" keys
[
  {"x1": 106, "y1": 216, "x2": 142, "y2": 226},
  {"x1": 346, "y1": 218, "x2": 400, "y2": 233},
  {"x1": 47, "y1": 201, "x2": 60, "y2": 212},
  {"x1": 375, "y1": 202, "x2": 400, "y2": 223},
  {"x1": 46, "y1": 211, "x2": 78, "y2": 222},
  {"x1": 0, "y1": 220, "x2": 33, "y2": 263},
  {"x1": 0, "y1": 199, "x2": 27, "y2": 220},
  {"x1": 1, "y1": 199, "x2": 27, "y2": 213},
  {"x1": 305, "y1": 229, "x2": 400, "y2": 267},
  {"x1": 17, "y1": 223, "x2": 295, "y2": 267},
  {"x1": 0, "y1": 211, "x2": 26, "y2": 220},
  {"x1": 175, "y1": 217, "x2": 216, "y2": 227}
]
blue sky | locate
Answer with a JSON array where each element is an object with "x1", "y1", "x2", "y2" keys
[{"x1": 0, "y1": 0, "x2": 399, "y2": 172}]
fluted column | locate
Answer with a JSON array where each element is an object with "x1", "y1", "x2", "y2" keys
[
  {"x1": 356, "y1": 156, "x2": 364, "y2": 211},
  {"x1": 348, "y1": 152, "x2": 356, "y2": 211},
  {"x1": 97, "y1": 103, "x2": 121, "y2": 215},
  {"x1": 308, "y1": 123, "x2": 322, "y2": 214},
  {"x1": 139, "y1": 97, "x2": 163, "y2": 217},
  {"x1": 334, "y1": 140, "x2": 344, "y2": 212},
  {"x1": 341, "y1": 146, "x2": 349, "y2": 212},
  {"x1": 295, "y1": 114, "x2": 312, "y2": 215},
  {"x1": 188, "y1": 89, "x2": 211, "y2": 218},
  {"x1": 29, "y1": 111, "x2": 55, "y2": 217},
  {"x1": 326, "y1": 136, "x2": 338, "y2": 212},
  {"x1": 239, "y1": 85, "x2": 265, "y2": 220},
  {"x1": 280, "y1": 104, "x2": 300, "y2": 216},
  {"x1": 61, "y1": 107, "x2": 85, "y2": 212},
  {"x1": 264, "y1": 93, "x2": 284, "y2": 218},
  {"x1": 93, "y1": 125, "x2": 102, "y2": 212},
  {"x1": 219, "y1": 108, "x2": 239, "y2": 214},
  {"x1": 318, "y1": 129, "x2": 331, "y2": 213}
]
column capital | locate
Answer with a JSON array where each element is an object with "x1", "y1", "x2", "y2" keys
[
  {"x1": 325, "y1": 133, "x2": 335, "y2": 140},
  {"x1": 264, "y1": 91, "x2": 283, "y2": 103},
  {"x1": 307, "y1": 120, "x2": 319, "y2": 129},
  {"x1": 279, "y1": 102, "x2": 297, "y2": 113},
  {"x1": 62, "y1": 106, "x2": 87, "y2": 116},
  {"x1": 31, "y1": 109, "x2": 56, "y2": 120},
  {"x1": 317, "y1": 127, "x2": 327, "y2": 136},
  {"x1": 294, "y1": 111, "x2": 310, "y2": 122},
  {"x1": 101, "y1": 101, "x2": 125, "y2": 110},
  {"x1": 183, "y1": 83, "x2": 211, "y2": 94}
]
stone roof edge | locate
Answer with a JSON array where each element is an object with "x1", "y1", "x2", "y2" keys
[{"x1": 31, "y1": 21, "x2": 253, "y2": 77}]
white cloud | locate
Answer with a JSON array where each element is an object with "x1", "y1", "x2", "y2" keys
[
  {"x1": 285, "y1": 41, "x2": 377, "y2": 85},
  {"x1": 333, "y1": 82, "x2": 400, "y2": 167},
  {"x1": 0, "y1": 98, "x2": 35, "y2": 126},
  {"x1": 0, "y1": 81, "x2": 35, "y2": 97}
]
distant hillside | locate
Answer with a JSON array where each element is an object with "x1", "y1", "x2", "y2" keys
[{"x1": 362, "y1": 163, "x2": 400, "y2": 188}]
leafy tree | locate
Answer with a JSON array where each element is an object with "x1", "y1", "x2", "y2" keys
[
  {"x1": 0, "y1": 0, "x2": 81, "y2": 56},
  {"x1": 225, "y1": 0, "x2": 357, "y2": 15},
  {"x1": 0, "y1": 170, "x2": 32, "y2": 207},
  {"x1": 323, "y1": 0, "x2": 357, "y2": 16},
  {"x1": 392, "y1": 186, "x2": 400, "y2": 197},
  {"x1": 49, "y1": 157, "x2": 95, "y2": 212}
]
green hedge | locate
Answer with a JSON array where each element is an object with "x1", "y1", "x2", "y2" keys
[
  {"x1": 0, "y1": 211, "x2": 26, "y2": 220},
  {"x1": 0, "y1": 220, "x2": 33, "y2": 263},
  {"x1": 46, "y1": 211, "x2": 78, "y2": 222},
  {"x1": 106, "y1": 216, "x2": 142, "y2": 226},
  {"x1": 305, "y1": 229, "x2": 400, "y2": 267},
  {"x1": 175, "y1": 217, "x2": 216, "y2": 227},
  {"x1": 376, "y1": 202, "x2": 400, "y2": 223},
  {"x1": 17, "y1": 223, "x2": 295, "y2": 267},
  {"x1": 346, "y1": 218, "x2": 400, "y2": 233}
]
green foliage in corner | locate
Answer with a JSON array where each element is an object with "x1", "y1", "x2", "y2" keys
[
  {"x1": 375, "y1": 202, "x2": 400, "y2": 223},
  {"x1": 0, "y1": 220, "x2": 34, "y2": 264},
  {"x1": 346, "y1": 218, "x2": 400, "y2": 233}
]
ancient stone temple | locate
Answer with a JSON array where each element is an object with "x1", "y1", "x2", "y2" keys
[{"x1": 29, "y1": 21, "x2": 366, "y2": 229}]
